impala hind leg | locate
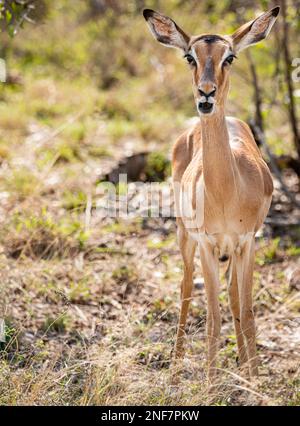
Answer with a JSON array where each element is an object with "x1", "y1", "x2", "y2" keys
[
  {"x1": 199, "y1": 242, "x2": 221, "y2": 383},
  {"x1": 236, "y1": 236, "x2": 258, "y2": 377},
  {"x1": 174, "y1": 221, "x2": 196, "y2": 360},
  {"x1": 226, "y1": 257, "x2": 248, "y2": 366}
]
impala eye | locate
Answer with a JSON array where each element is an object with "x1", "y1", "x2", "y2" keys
[
  {"x1": 223, "y1": 54, "x2": 236, "y2": 66},
  {"x1": 184, "y1": 54, "x2": 196, "y2": 66}
]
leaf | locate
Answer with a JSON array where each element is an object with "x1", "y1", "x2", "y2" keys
[
  {"x1": 8, "y1": 24, "x2": 15, "y2": 38},
  {"x1": 5, "y1": 10, "x2": 12, "y2": 24}
]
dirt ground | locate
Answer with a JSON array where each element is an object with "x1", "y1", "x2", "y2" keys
[{"x1": 0, "y1": 132, "x2": 299, "y2": 404}]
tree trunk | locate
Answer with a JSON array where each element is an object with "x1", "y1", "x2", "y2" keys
[
  {"x1": 247, "y1": 50, "x2": 264, "y2": 134},
  {"x1": 280, "y1": 0, "x2": 300, "y2": 159}
]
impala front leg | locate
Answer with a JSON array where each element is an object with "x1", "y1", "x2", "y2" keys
[
  {"x1": 174, "y1": 220, "x2": 196, "y2": 360},
  {"x1": 227, "y1": 257, "x2": 248, "y2": 366},
  {"x1": 199, "y1": 239, "x2": 221, "y2": 383},
  {"x1": 235, "y1": 235, "x2": 258, "y2": 377}
]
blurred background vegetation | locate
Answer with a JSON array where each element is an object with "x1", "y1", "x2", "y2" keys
[
  {"x1": 0, "y1": 0, "x2": 299, "y2": 406},
  {"x1": 0, "y1": 0, "x2": 299, "y2": 156}
]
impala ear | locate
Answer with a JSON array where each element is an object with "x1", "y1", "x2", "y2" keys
[
  {"x1": 232, "y1": 6, "x2": 280, "y2": 53},
  {"x1": 143, "y1": 9, "x2": 189, "y2": 51}
]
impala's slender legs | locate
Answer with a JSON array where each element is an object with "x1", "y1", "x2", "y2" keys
[
  {"x1": 174, "y1": 220, "x2": 196, "y2": 359},
  {"x1": 236, "y1": 237, "x2": 258, "y2": 377},
  {"x1": 227, "y1": 257, "x2": 248, "y2": 366},
  {"x1": 199, "y1": 242, "x2": 221, "y2": 382}
]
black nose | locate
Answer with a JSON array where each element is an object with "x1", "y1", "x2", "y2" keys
[{"x1": 198, "y1": 88, "x2": 216, "y2": 98}]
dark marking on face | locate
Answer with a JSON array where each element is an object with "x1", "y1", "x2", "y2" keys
[
  {"x1": 191, "y1": 34, "x2": 227, "y2": 46},
  {"x1": 236, "y1": 318, "x2": 240, "y2": 323},
  {"x1": 203, "y1": 35, "x2": 224, "y2": 43},
  {"x1": 202, "y1": 56, "x2": 215, "y2": 82}
]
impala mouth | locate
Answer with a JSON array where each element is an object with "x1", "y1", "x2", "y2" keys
[{"x1": 198, "y1": 101, "x2": 214, "y2": 114}]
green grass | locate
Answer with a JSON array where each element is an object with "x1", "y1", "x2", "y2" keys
[
  {"x1": 41, "y1": 314, "x2": 71, "y2": 334},
  {"x1": 147, "y1": 236, "x2": 176, "y2": 250},
  {"x1": 256, "y1": 237, "x2": 281, "y2": 266},
  {"x1": 1, "y1": 208, "x2": 89, "y2": 259}
]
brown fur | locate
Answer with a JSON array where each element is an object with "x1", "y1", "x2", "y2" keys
[{"x1": 144, "y1": 6, "x2": 279, "y2": 382}]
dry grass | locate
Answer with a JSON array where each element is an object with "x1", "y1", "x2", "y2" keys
[
  {"x1": 0, "y1": 208, "x2": 299, "y2": 405},
  {"x1": 0, "y1": 0, "x2": 299, "y2": 406}
]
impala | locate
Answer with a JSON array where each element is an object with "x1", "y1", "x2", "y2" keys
[{"x1": 143, "y1": 6, "x2": 279, "y2": 381}]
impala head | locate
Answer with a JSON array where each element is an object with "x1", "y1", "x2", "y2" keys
[{"x1": 143, "y1": 7, "x2": 280, "y2": 116}]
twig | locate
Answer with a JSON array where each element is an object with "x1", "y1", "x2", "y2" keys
[{"x1": 85, "y1": 192, "x2": 92, "y2": 232}]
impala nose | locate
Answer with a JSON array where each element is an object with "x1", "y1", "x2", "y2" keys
[
  {"x1": 198, "y1": 87, "x2": 216, "y2": 98},
  {"x1": 198, "y1": 85, "x2": 216, "y2": 114}
]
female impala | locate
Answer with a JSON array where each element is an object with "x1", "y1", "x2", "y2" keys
[{"x1": 143, "y1": 7, "x2": 279, "y2": 381}]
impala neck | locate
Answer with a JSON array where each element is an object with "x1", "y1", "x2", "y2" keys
[{"x1": 201, "y1": 110, "x2": 236, "y2": 202}]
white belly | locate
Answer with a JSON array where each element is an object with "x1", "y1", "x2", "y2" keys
[{"x1": 192, "y1": 231, "x2": 255, "y2": 259}]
